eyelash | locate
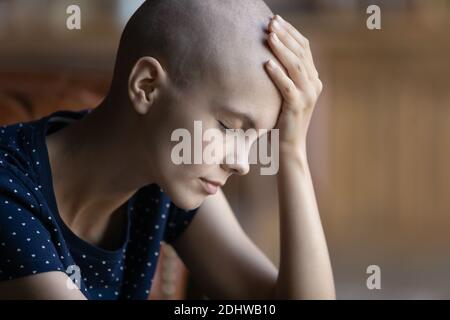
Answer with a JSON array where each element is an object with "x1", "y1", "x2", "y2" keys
[{"x1": 218, "y1": 121, "x2": 230, "y2": 131}]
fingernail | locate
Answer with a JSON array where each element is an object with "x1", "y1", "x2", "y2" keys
[
  {"x1": 275, "y1": 15, "x2": 283, "y2": 22},
  {"x1": 267, "y1": 60, "x2": 275, "y2": 69},
  {"x1": 271, "y1": 32, "x2": 279, "y2": 42},
  {"x1": 272, "y1": 20, "x2": 281, "y2": 31}
]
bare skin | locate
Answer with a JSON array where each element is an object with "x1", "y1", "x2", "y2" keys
[
  {"x1": 0, "y1": 2, "x2": 335, "y2": 299},
  {"x1": 172, "y1": 16, "x2": 334, "y2": 300}
]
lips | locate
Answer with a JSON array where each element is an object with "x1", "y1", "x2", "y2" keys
[{"x1": 200, "y1": 178, "x2": 223, "y2": 195}]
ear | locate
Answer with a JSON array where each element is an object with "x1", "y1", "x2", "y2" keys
[{"x1": 128, "y1": 57, "x2": 168, "y2": 115}]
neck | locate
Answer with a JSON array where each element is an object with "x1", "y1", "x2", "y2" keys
[{"x1": 46, "y1": 99, "x2": 155, "y2": 246}]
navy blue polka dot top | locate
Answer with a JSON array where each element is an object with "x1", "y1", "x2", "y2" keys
[{"x1": 0, "y1": 109, "x2": 199, "y2": 300}]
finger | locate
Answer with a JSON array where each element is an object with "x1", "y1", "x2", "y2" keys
[
  {"x1": 270, "y1": 17, "x2": 313, "y2": 65},
  {"x1": 269, "y1": 19, "x2": 303, "y2": 60},
  {"x1": 268, "y1": 32, "x2": 309, "y2": 88},
  {"x1": 264, "y1": 59, "x2": 299, "y2": 108},
  {"x1": 275, "y1": 15, "x2": 308, "y2": 49},
  {"x1": 274, "y1": 15, "x2": 319, "y2": 77},
  {"x1": 269, "y1": 19, "x2": 318, "y2": 80}
]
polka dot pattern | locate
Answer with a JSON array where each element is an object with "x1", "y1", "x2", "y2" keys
[{"x1": 0, "y1": 110, "x2": 200, "y2": 300}]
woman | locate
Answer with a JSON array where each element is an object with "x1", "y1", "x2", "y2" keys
[{"x1": 0, "y1": 0, "x2": 334, "y2": 299}]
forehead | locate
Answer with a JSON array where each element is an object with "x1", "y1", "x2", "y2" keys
[
  {"x1": 189, "y1": 6, "x2": 282, "y2": 130},
  {"x1": 207, "y1": 54, "x2": 282, "y2": 130}
]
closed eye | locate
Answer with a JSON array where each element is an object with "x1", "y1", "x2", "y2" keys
[{"x1": 218, "y1": 120, "x2": 231, "y2": 131}]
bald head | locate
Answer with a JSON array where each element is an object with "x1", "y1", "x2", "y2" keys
[{"x1": 110, "y1": 0, "x2": 276, "y2": 94}]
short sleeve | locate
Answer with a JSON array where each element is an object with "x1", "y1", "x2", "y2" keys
[
  {"x1": 163, "y1": 204, "x2": 199, "y2": 245},
  {"x1": 0, "y1": 168, "x2": 64, "y2": 282}
]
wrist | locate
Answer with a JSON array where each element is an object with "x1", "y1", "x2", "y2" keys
[{"x1": 279, "y1": 143, "x2": 309, "y2": 170}]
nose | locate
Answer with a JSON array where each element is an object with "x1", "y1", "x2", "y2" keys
[
  {"x1": 220, "y1": 139, "x2": 251, "y2": 176},
  {"x1": 222, "y1": 158, "x2": 250, "y2": 176}
]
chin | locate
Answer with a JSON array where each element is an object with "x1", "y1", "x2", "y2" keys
[
  {"x1": 171, "y1": 191, "x2": 205, "y2": 211},
  {"x1": 160, "y1": 179, "x2": 205, "y2": 211}
]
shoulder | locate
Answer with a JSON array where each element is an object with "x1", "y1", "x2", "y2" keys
[
  {"x1": 0, "y1": 120, "x2": 41, "y2": 186},
  {"x1": 0, "y1": 165, "x2": 63, "y2": 283},
  {"x1": 0, "y1": 164, "x2": 41, "y2": 212}
]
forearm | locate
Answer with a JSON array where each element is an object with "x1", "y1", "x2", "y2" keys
[{"x1": 273, "y1": 148, "x2": 335, "y2": 299}]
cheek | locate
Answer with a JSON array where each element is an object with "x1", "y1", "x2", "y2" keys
[
  {"x1": 181, "y1": 163, "x2": 212, "y2": 180},
  {"x1": 156, "y1": 110, "x2": 221, "y2": 177}
]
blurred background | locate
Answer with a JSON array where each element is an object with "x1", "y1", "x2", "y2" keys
[{"x1": 1, "y1": 0, "x2": 450, "y2": 299}]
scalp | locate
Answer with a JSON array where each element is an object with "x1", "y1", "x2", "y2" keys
[{"x1": 110, "y1": 0, "x2": 276, "y2": 94}]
